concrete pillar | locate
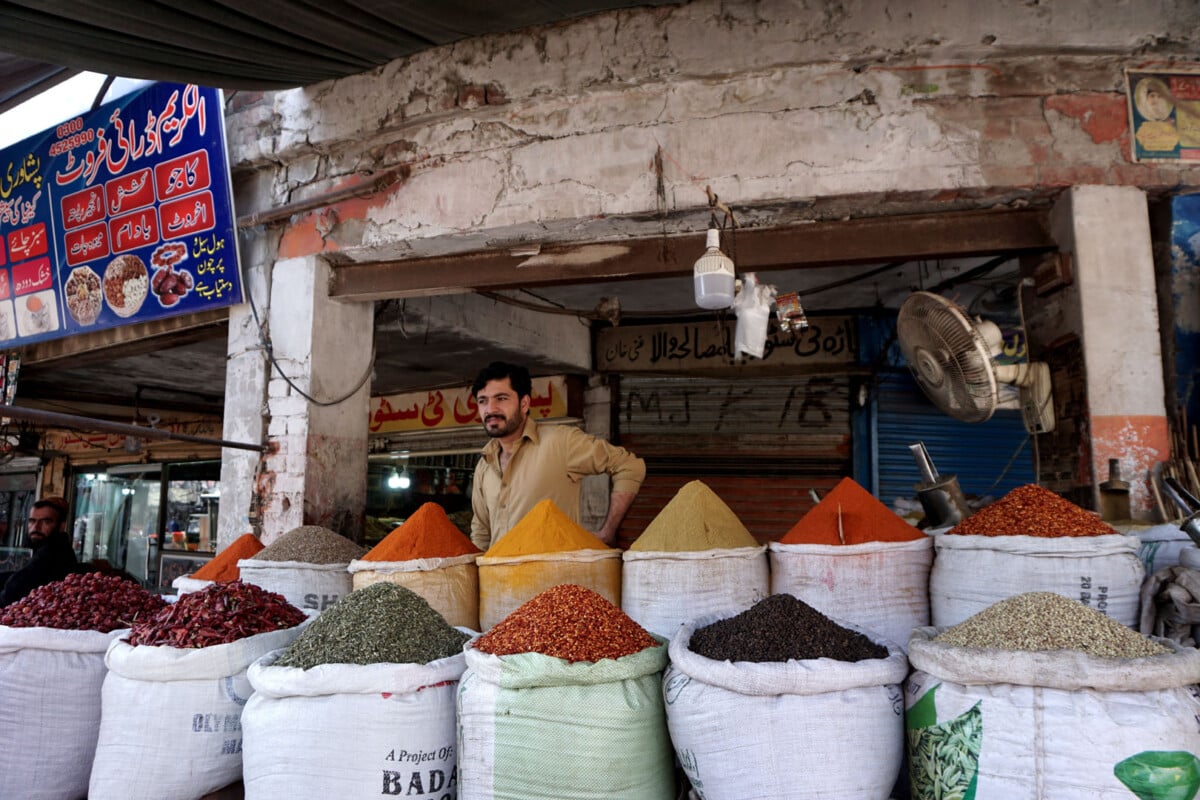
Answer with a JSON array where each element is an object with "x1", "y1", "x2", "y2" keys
[
  {"x1": 220, "y1": 251, "x2": 374, "y2": 547},
  {"x1": 258, "y1": 255, "x2": 374, "y2": 543},
  {"x1": 1051, "y1": 185, "x2": 1169, "y2": 518}
]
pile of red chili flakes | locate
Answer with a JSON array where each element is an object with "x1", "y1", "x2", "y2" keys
[
  {"x1": 126, "y1": 580, "x2": 306, "y2": 648},
  {"x1": 947, "y1": 484, "x2": 1119, "y2": 538},
  {"x1": 473, "y1": 584, "x2": 658, "y2": 663}
]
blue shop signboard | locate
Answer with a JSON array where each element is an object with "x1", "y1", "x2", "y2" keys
[{"x1": 0, "y1": 82, "x2": 241, "y2": 347}]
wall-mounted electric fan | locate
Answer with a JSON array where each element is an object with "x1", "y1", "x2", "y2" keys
[{"x1": 896, "y1": 291, "x2": 1055, "y2": 434}]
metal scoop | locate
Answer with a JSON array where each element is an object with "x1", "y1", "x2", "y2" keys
[{"x1": 1162, "y1": 476, "x2": 1200, "y2": 547}]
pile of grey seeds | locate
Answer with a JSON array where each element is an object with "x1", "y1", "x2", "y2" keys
[
  {"x1": 251, "y1": 525, "x2": 366, "y2": 564},
  {"x1": 934, "y1": 592, "x2": 1169, "y2": 658},
  {"x1": 275, "y1": 582, "x2": 469, "y2": 669}
]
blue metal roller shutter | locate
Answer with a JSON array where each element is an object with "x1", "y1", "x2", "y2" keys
[{"x1": 873, "y1": 371, "x2": 1034, "y2": 505}]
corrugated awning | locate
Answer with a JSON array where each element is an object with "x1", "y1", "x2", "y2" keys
[{"x1": 0, "y1": 0, "x2": 680, "y2": 110}]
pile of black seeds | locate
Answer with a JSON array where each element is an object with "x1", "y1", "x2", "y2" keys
[
  {"x1": 274, "y1": 582, "x2": 469, "y2": 669},
  {"x1": 251, "y1": 525, "x2": 366, "y2": 564},
  {"x1": 689, "y1": 594, "x2": 888, "y2": 663}
]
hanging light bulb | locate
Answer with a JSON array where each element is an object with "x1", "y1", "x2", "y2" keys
[
  {"x1": 386, "y1": 467, "x2": 412, "y2": 491},
  {"x1": 693, "y1": 227, "x2": 736, "y2": 309}
]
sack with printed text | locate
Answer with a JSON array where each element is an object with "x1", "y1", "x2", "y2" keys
[
  {"x1": 88, "y1": 623, "x2": 306, "y2": 800},
  {"x1": 243, "y1": 647, "x2": 467, "y2": 799}
]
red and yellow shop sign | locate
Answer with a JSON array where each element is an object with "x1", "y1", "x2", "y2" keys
[
  {"x1": 369, "y1": 376, "x2": 569, "y2": 435},
  {"x1": 44, "y1": 418, "x2": 224, "y2": 453}
]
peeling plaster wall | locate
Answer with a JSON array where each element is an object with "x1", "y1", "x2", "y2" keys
[{"x1": 226, "y1": 0, "x2": 1200, "y2": 264}]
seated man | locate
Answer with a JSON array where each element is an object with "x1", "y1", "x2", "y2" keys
[{"x1": 0, "y1": 497, "x2": 78, "y2": 606}]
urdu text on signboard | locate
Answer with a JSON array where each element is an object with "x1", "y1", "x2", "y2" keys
[{"x1": 0, "y1": 82, "x2": 241, "y2": 347}]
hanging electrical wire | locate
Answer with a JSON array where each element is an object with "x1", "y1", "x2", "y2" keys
[{"x1": 245, "y1": 275, "x2": 376, "y2": 407}]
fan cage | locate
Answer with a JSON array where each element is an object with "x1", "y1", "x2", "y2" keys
[{"x1": 897, "y1": 293, "x2": 999, "y2": 423}]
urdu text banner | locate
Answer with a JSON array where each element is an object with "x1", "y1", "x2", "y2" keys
[{"x1": 0, "y1": 82, "x2": 241, "y2": 348}]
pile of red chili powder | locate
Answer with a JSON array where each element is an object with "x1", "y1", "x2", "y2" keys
[
  {"x1": 473, "y1": 584, "x2": 658, "y2": 663},
  {"x1": 947, "y1": 484, "x2": 1118, "y2": 538}
]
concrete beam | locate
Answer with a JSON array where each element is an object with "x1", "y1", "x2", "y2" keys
[{"x1": 330, "y1": 208, "x2": 1054, "y2": 300}]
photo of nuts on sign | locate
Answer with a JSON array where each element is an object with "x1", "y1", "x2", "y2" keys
[{"x1": 151, "y1": 263, "x2": 194, "y2": 307}]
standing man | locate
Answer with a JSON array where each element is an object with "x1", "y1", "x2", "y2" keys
[
  {"x1": 0, "y1": 496, "x2": 78, "y2": 606},
  {"x1": 470, "y1": 362, "x2": 645, "y2": 550}
]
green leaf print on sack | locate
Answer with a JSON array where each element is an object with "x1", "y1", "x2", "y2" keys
[
  {"x1": 906, "y1": 684, "x2": 982, "y2": 800},
  {"x1": 1115, "y1": 751, "x2": 1200, "y2": 800}
]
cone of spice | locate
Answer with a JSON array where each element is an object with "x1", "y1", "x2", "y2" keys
[
  {"x1": 484, "y1": 499, "x2": 612, "y2": 557},
  {"x1": 780, "y1": 477, "x2": 924, "y2": 545},
  {"x1": 474, "y1": 584, "x2": 656, "y2": 663},
  {"x1": 190, "y1": 533, "x2": 264, "y2": 582},
  {"x1": 250, "y1": 525, "x2": 366, "y2": 563},
  {"x1": 350, "y1": 502, "x2": 482, "y2": 630},
  {"x1": 629, "y1": 480, "x2": 758, "y2": 551},
  {"x1": 361, "y1": 503, "x2": 480, "y2": 561}
]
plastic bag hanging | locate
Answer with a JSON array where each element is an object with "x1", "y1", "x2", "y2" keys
[{"x1": 732, "y1": 272, "x2": 776, "y2": 359}]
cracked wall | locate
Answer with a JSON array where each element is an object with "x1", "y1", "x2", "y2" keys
[{"x1": 225, "y1": 0, "x2": 1200, "y2": 264}]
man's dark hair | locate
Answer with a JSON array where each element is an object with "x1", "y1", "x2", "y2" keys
[
  {"x1": 471, "y1": 361, "x2": 532, "y2": 399},
  {"x1": 32, "y1": 497, "x2": 68, "y2": 527}
]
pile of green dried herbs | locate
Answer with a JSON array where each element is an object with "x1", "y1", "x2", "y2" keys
[{"x1": 274, "y1": 582, "x2": 468, "y2": 669}]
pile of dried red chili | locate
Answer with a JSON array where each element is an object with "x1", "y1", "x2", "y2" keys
[
  {"x1": 947, "y1": 484, "x2": 1118, "y2": 538},
  {"x1": 473, "y1": 584, "x2": 658, "y2": 663},
  {"x1": 126, "y1": 580, "x2": 306, "y2": 648},
  {"x1": 0, "y1": 572, "x2": 166, "y2": 632}
]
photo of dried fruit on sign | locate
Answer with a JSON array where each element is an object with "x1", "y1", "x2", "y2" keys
[
  {"x1": 103, "y1": 254, "x2": 149, "y2": 318},
  {"x1": 149, "y1": 241, "x2": 194, "y2": 308},
  {"x1": 64, "y1": 265, "x2": 102, "y2": 325}
]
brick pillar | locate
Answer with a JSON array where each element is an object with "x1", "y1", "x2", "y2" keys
[{"x1": 1050, "y1": 185, "x2": 1169, "y2": 519}]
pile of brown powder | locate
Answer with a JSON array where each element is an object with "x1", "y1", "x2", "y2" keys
[{"x1": 629, "y1": 480, "x2": 758, "y2": 552}]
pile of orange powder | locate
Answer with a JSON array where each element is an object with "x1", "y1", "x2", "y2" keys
[
  {"x1": 190, "y1": 533, "x2": 264, "y2": 582},
  {"x1": 361, "y1": 502, "x2": 481, "y2": 561},
  {"x1": 780, "y1": 477, "x2": 924, "y2": 545}
]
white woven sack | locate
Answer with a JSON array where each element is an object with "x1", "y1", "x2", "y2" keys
[
  {"x1": 1116, "y1": 522, "x2": 1198, "y2": 574},
  {"x1": 476, "y1": 549, "x2": 621, "y2": 630},
  {"x1": 664, "y1": 616, "x2": 908, "y2": 800},
  {"x1": 237, "y1": 558, "x2": 352, "y2": 612},
  {"x1": 88, "y1": 623, "x2": 307, "y2": 800},
  {"x1": 0, "y1": 625, "x2": 121, "y2": 800},
  {"x1": 621, "y1": 546, "x2": 768, "y2": 639},
  {"x1": 769, "y1": 537, "x2": 933, "y2": 652},
  {"x1": 171, "y1": 575, "x2": 214, "y2": 595},
  {"x1": 458, "y1": 641, "x2": 674, "y2": 800},
  {"x1": 349, "y1": 553, "x2": 480, "y2": 629},
  {"x1": 243, "y1": 646, "x2": 468, "y2": 799},
  {"x1": 929, "y1": 533, "x2": 1144, "y2": 628},
  {"x1": 905, "y1": 627, "x2": 1200, "y2": 800}
]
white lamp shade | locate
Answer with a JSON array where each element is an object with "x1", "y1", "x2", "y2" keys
[{"x1": 694, "y1": 228, "x2": 736, "y2": 309}]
